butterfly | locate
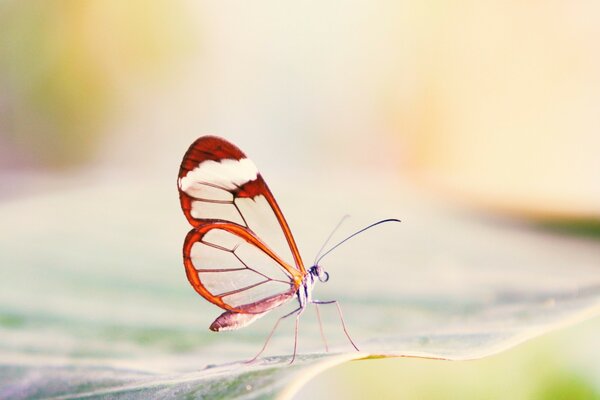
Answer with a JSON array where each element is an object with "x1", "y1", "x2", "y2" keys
[{"x1": 177, "y1": 136, "x2": 399, "y2": 363}]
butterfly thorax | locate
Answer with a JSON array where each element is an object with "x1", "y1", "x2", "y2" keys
[{"x1": 297, "y1": 265, "x2": 329, "y2": 308}]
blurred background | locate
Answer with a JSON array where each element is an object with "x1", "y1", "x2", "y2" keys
[
  {"x1": 2, "y1": 1, "x2": 599, "y2": 219},
  {"x1": 1, "y1": 1, "x2": 599, "y2": 398}
]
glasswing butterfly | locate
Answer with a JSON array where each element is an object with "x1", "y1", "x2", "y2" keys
[{"x1": 177, "y1": 136, "x2": 399, "y2": 363}]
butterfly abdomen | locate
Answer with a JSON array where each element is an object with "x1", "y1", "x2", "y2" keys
[{"x1": 209, "y1": 311, "x2": 267, "y2": 332}]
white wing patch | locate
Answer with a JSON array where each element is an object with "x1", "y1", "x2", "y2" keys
[{"x1": 179, "y1": 158, "x2": 258, "y2": 192}]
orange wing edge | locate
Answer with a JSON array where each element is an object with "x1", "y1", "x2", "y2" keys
[{"x1": 183, "y1": 223, "x2": 302, "y2": 314}]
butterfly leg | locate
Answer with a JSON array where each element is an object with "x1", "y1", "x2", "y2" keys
[
  {"x1": 314, "y1": 303, "x2": 329, "y2": 352},
  {"x1": 312, "y1": 300, "x2": 360, "y2": 351},
  {"x1": 246, "y1": 306, "x2": 302, "y2": 364},
  {"x1": 288, "y1": 306, "x2": 307, "y2": 364}
]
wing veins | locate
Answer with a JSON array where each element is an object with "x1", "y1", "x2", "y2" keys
[
  {"x1": 232, "y1": 250, "x2": 293, "y2": 284},
  {"x1": 194, "y1": 239, "x2": 292, "y2": 285},
  {"x1": 189, "y1": 197, "x2": 233, "y2": 205},
  {"x1": 195, "y1": 181, "x2": 231, "y2": 192},
  {"x1": 200, "y1": 240, "x2": 233, "y2": 253},
  {"x1": 217, "y1": 279, "x2": 271, "y2": 298},
  {"x1": 233, "y1": 200, "x2": 249, "y2": 228},
  {"x1": 196, "y1": 267, "x2": 247, "y2": 273}
]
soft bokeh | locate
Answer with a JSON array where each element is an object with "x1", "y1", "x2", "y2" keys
[
  {"x1": 2, "y1": 1, "x2": 600, "y2": 218},
  {"x1": 1, "y1": 1, "x2": 599, "y2": 398}
]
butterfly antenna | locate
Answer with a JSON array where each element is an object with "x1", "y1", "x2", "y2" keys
[
  {"x1": 313, "y1": 214, "x2": 350, "y2": 265},
  {"x1": 315, "y1": 218, "x2": 401, "y2": 265}
]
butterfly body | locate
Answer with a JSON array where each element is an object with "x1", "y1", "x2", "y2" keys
[{"x1": 209, "y1": 264, "x2": 325, "y2": 333}]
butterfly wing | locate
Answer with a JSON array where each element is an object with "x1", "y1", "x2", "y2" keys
[
  {"x1": 183, "y1": 223, "x2": 297, "y2": 312},
  {"x1": 178, "y1": 136, "x2": 305, "y2": 322}
]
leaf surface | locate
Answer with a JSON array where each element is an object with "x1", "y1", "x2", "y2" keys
[{"x1": 1, "y1": 175, "x2": 599, "y2": 399}]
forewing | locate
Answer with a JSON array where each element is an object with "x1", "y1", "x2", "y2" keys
[
  {"x1": 178, "y1": 136, "x2": 305, "y2": 275},
  {"x1": 183, "y1": 224, "x2": 297, "y2": 313}
]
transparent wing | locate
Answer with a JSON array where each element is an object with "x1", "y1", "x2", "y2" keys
[
  {"x1": 183, "y1": 224, "x2": 298, "y2": 313},
  {"x1": 178, "y1": 136, "x2": 305, "y2": 278}
]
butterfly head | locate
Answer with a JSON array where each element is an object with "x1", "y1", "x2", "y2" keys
[{"x1": 309, "y1": 265, "x2": 329, "y2": 283}]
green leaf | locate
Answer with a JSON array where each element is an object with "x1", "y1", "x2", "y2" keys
[{"x1": 1, "y1": 176, "x2": 599, "y2": 398}]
